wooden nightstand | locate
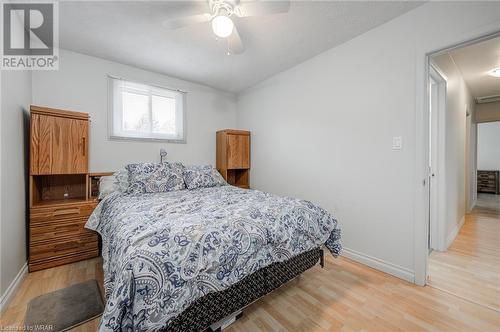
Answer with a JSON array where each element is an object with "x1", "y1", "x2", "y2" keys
[
  {"x1": 28, "y1": 105, "x2": 112, "y2": 272},
  {"x1": 216, "y1": 129, "x2": 251, "y2": 189}
]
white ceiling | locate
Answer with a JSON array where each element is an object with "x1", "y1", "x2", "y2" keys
[
  {"x1": 443, "y1": 36, "x2": 500, "y2": 99},
  {"x1": 59, "y1": 1, "x2": 424, "y2": 93}
]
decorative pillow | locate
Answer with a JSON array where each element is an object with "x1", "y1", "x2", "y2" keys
[
  {"x1": 126, "y1": 162, "x2": 186, "y2": 194},
  {"x1": 183, "y1": 165, "x2": 227, "y2": 190},
  {"x1": 98, "y1": 175, "x2": 119, "y2": 199}
]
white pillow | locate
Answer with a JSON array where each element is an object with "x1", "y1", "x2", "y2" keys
[{"x1": 98, "y1": 175, "x2": 119, "y2": 199}]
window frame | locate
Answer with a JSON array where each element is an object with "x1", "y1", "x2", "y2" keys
[{"x1": 107, "y1": 75, "x2": 187, "y2": 143}]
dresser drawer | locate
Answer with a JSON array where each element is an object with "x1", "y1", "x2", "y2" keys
[
  {"x1": 30, "y1": 202, "x2": 96, "y2": 225},
  {"x1": 29, "y1": 234, "x2": 98, "y2": 262},
  {"x1": 29, "y1": 250, "x2": 99, "y2": 272},
  {"x1": 30, "y1": 217, "x2": 94, "y2": 243}
]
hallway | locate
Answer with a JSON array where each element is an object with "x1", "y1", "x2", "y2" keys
[{"x1": 428, "y1": 193, "x2": 500, "y2": 311}]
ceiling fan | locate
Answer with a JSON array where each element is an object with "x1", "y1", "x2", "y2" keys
[{"x1": 162, "y1": 0, "x2": 291, "y2": 55}]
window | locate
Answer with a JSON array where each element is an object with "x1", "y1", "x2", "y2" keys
[{"x1": 109, "y1": 77, "x2": 185, "y2": 142}]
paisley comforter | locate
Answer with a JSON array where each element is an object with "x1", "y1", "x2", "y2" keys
[{"x1": 86, "y1": 185, "x2": 341, "y2": 332}]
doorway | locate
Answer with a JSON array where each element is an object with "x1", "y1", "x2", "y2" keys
[
  {"x1": 426, "y1": 35, "x2": 500, "y2": 311},
  {"x1": 476, "y1": 121, "x2": 500, "y2": 214}
]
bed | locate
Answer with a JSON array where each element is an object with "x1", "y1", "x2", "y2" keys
[{"x1": 86, "y1": 181, "x2": 341, "y2": 332}]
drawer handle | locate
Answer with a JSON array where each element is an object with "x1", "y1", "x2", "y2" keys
[
  {"x1": 53, "y1": 208, "x2": 80, "y2": 216},
  {"x1": 55, "y1": 241, "x2": 79, "y2": 250}
]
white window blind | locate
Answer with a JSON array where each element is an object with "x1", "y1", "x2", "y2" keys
[{"x1": 109, "y1": 77, "x2": 185, "y2": 142}]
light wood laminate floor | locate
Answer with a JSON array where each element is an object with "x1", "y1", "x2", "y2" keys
[
  {"x1": 2, "y1": 252, "x2": 500, "y2": 331},
  {"x1": 428, "y1": 193, "x2": 500, "y2": 312}
]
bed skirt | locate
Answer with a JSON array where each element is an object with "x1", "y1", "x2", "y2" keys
[{"x1": 165, "y1": 247, "x2": 323, "y2": 332}]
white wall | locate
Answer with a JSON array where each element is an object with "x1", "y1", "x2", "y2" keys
[
  {"x1": 0, "y1": 70, "x2": 31, "y2": 301},
  {"x1": 432, "y1": 53, "x2": 475, "y2": 247},
  {"x1": 236, "y1": 1, "x2": 500, "y2": 280},
  {"x1": 32, "y1": 50, "x2": 237, "y2": 172},
  {"x1": 478, "y1": 121, "x2": 500, "y2": 171}
]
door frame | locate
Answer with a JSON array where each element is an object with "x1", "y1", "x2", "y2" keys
[
  {"x1": 428, "y1": 65, "x2": 447, "y2": 252},
  {"x1": 413, "y1": 29, "x2": 500, "y2": 286}
]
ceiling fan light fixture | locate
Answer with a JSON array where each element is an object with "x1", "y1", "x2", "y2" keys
[
  {"x1": 488, "y1": 67, "x2": 500, "y2": 78},
  {"x1": 211, "y1": 15, "x2": 234, "y2": 38}
]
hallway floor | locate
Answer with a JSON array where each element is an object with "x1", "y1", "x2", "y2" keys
[{"x1": 428, "y1": 193, "x2": 500, "y2": 312}]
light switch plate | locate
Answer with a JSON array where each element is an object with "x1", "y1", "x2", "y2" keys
[{"x1": 392, "y1": 136, "x2": 402, "y2": 150}]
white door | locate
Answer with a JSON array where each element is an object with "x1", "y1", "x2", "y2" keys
[
  {"x1": 428, "y1": 65, "x2": 447, "y2": 252},
  {"x1": 429, "y1": 77, "x2": 438, "y2": 250}
]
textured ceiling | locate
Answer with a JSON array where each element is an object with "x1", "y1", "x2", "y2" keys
[
  {"x1": 59, "y1": 1, "x2": 424, "y2": 93},
  {"x1": 445, "y1": 36, "x2": 500, "y2": 98}
]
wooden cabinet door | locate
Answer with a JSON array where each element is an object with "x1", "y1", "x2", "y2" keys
[
  {"x1": 32, "y1": 114, "x2": 54, "y2": 175},
  {"x1": 227, "y1": 134, "x2": 250, "y2": 169},
  {"x1": 72, "y1": 119, "x2": 88, "y2": 173},
  {"x1": 30, "y1": 113, "x2": 41, "y2": 174},
  {"x1": 31, "y1": 115, "x2": 88, "y2": 174},
  {"x1": 52, "y1": 117, "x2": 88, "y2": 174}
]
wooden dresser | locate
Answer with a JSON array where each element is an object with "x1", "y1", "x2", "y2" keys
[
  {"x1": 216, "y1": 129, "x2": 250, "y2": 189},
  {"x1": 29, "y1": 106, "x2": 99, "y2": 272},
  {"x1": 477, "y1": 170, "x2": 500, "y2": 194}
]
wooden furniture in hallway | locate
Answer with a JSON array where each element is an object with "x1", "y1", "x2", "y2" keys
[
  {"x1": 216, "y1": 129, "x2": 250, "y2": 189},
  {"x1": 477, "y1": 170, "x2": 500, "y2": 194},
  {"x1": 29, "y1": 106, "x2": 99, "y2": 272}
]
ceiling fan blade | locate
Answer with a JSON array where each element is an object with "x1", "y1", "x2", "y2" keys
[
  {"x1": 162, "y1": 13, "x2": 212, "y2": 30},
  {"x1": 228, "y1": 26, "x2": 245, "y2": 55},
  {"x1": 236, "y1": 0, "x2": 290, "y2": 17}
]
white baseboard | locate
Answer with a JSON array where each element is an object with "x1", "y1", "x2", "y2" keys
[
  {"x1": 445, "y1": 215, "x2": 465, "y2": 250},
  {"x1": 0, "y1": 262, "x2": 28, "y2": 313},
  {"x1": 341, "y1": 247, "x2": 415, "y2": 283},
  {"x1": 468, "y1": 197, "x2": 477, "y2": 213}
]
